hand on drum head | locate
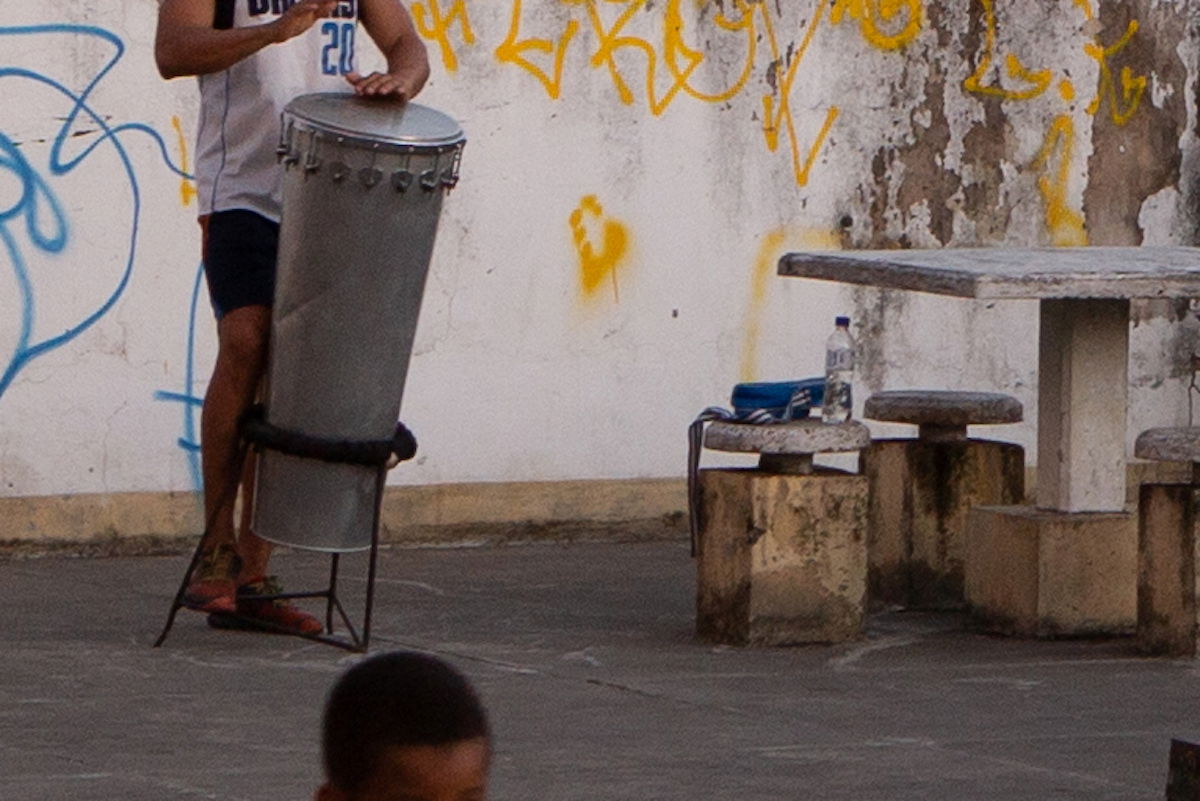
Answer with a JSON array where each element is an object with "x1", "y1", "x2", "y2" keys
[
  {"x1": 346, "y1": 71, "x2": 418, "y2": 101},
  {"x1": 271, "y1": 0, "x2": 339, "y2": 44}
]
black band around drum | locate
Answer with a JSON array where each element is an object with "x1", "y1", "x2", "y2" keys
[{"x1": 239, "y1": 404, "x2": 417, "y2": 468}]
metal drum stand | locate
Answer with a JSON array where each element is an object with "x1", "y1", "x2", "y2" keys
[{"x1": 154, "y1": 408, "x2": 417, "y2": 651}]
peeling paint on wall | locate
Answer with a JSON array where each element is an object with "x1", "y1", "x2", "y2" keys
[
  {"x1": 6, "y1": 1, "x2": 1200, "y2": 498},
  {"x1": 1084, "y1": 2, "x2": 1188, "y2": 247},
  {"x1": 830, "y1": 0, "x2": 923, "y2": 52}
]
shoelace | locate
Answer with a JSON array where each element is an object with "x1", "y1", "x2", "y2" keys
[
  {"x1": 242, "y1": 576, "x2": 285, "y2": 604},
  {"x1": 198, "y1": 544, "x2": 241, "y2": 580}
]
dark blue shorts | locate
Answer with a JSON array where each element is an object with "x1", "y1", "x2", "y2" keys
[{"x1": 201, "y1": 209, "x2": 278, "y2": 318}]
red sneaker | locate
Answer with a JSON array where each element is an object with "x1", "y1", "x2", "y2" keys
[
  {"x1": 207, "y1": 575, "x2": 323, "y2": 635},
  {"x1": 182, "y1": 544, "x2": 241, "y2": 614}
]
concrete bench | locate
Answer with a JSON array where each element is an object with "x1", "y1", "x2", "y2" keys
[
  {"x1": 1133, "y1": 427, "x2": 1200, "y2": 656},
  {"x1": 696, "y1": 419, "x2": 871, "y2": 646},
  {"x1": 861, "y1": 390, "x2": 1025, "y2": 610}
]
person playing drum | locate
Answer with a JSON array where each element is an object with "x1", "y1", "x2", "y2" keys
[{"x1": 155, "y1": 0, "x2": 430, "y2": 632}]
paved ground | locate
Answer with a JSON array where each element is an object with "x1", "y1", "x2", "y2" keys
[{"x1": 1, "y1": 540, "x2": 1197, "y2": 800}]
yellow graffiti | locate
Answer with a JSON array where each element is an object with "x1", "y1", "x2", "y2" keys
[
  {"x1": 488, "y1": 0, "x2": 847, "y2": 187},
  {"x1": 962, "y1": 0, "x2": 1051, "y2": 101},
  {"x1": 662, "y1": 0, "x2": 758, "y2": 106},
  {"x1": 1031, "y1": 115, "x2": 1087, "y2": 247},
  {"x1": 1084, "y1": 20, "x2": 1146, "y2": 126},
  {"x1": 577, "y1": 0, "x2": 759, "y2": 116},
  {"x1": 830, "y1": 0, "x2": 923, "y2": 51},
  {"x1": 423, "y1": 0, "x2": 1149, "y2": 251},
  {"x1": 759, "y1": 0, "x2": 840, "y2": 187},
  {"x1": 412, "y1": 0, "x2": 476, "y2": 72},
  {"x1": 569, "y1": 195, "x2": 630, "y2": 302},
  {"x1": 171, "y1": 115, "x2": 196, "y2": 207},
  {"x1": 487, "y1": 0, "x2": 777, "y2": 115},
  {"x1": 1059, "y1": 78, "x2": 1075, "y2": 103},
  {"x1": 740, "y1": 227, "x2": 842, "y2": 382},
  {"x1": 955, "y1": 1, "x2": 1146, "y2": 245},
  {"x1": 584, "y1": 0, "x2": 689, "y2": 114},
  {"x1": 961, "y1": 0, "x2": 1145, "y2": 123},
  {"x1": 495, "y1": 0, "x2": 580, "y2": 100}
]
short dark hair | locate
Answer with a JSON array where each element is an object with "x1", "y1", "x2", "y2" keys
[{"x1": 322, "y1": 651, "x2": 491, "y2": 792}]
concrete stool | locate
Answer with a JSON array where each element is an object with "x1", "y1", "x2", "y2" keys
[
  {"x1": 1133, "y1": 428, "x2": 1200, "y2": 656},
  {"x1": 862, "y1": 390, "x2": 1025, "y2": 610},
  {"x1": 695, "y1": 419, "x2": 871, "y2": 646}
]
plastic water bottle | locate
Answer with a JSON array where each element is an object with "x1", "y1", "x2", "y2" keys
[{"x1": 822, "y1": 316, "x2": 854, "y2": 423}]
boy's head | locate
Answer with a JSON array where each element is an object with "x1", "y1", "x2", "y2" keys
[{"x1": 317, "y1": 651, "x2": 491, "y2": 801}]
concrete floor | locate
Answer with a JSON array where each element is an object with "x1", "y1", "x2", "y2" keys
[{"x1": 1, "y1": 540, "x2": 1196, "y2": 800}]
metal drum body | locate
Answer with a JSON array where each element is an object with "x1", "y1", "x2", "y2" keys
[{"x1": 253, "y1": 93, "x2": 464, "y2": 552}]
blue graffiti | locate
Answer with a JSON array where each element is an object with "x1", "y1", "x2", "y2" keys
[
  {"x1": 152, "y1": 263, "x2": 206, "y2": 491},
  {"x1": 1, "y1": 24, "x2": 201, "y2": 486}
]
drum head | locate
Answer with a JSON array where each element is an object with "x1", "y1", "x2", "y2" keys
[{"x1": 284, "y1": 92, "x2": 464, "y2": 149}]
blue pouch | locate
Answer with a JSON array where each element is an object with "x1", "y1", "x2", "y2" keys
[{"x1": 731, "y1": 378, "x2": 824, "y2": 420}]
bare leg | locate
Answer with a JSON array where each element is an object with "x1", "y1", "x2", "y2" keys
[
  {"x1": 201, "y1": 305, "x2": 271, "y2": 555},
  {"x1": 213, "y1": 374, "x2": 323, "y2": 635},
  {"x1": 215, "y1": 345, "x2": 322, "y2": 635},
  {"x1": 237, "y1": 449, "x2": 273, "y2": 581}
]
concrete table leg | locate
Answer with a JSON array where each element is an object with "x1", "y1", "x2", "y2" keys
[
  {"x1": 1037, "y1": 298, "x2": 1130, "y2": 513},
  {"x1": 964, "y1": 299, "x2": 1136, "y2": 637},
  {"x1": 964, "y1": 505, "x2": 1135, "y2": 636}
]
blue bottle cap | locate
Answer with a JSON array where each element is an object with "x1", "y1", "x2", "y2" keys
[{"x1": 835, "y1": 316, "x2": 850, "y2": 327}]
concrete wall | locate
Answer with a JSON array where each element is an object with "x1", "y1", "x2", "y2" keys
[{"x1": 3, "y1": 1, "x2": 1200, "y2": 542}]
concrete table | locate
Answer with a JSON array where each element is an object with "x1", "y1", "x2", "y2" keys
[{"x1": 778, "y1": 246, "x2": 1200, "y2": 635}]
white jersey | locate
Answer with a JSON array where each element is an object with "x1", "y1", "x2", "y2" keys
[{"x1": 195, "y1": 0, "x2": 361, "y2": 221}]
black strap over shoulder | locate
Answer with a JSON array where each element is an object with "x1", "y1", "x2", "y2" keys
[{"x1": 213, "y1": 0, "x2": 236, "y2": 30}]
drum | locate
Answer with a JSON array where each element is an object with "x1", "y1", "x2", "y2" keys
[{"x1": 251, "y1": 93, "x2": 465, "y2": 552}]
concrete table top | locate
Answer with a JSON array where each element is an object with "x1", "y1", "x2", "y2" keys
[
  {"x1": 778, "y1": 246, "x2": 1200, "y2": 512},
  {"x1": 778, "y1": 246, "x2": 1200, "y2": 300}
]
